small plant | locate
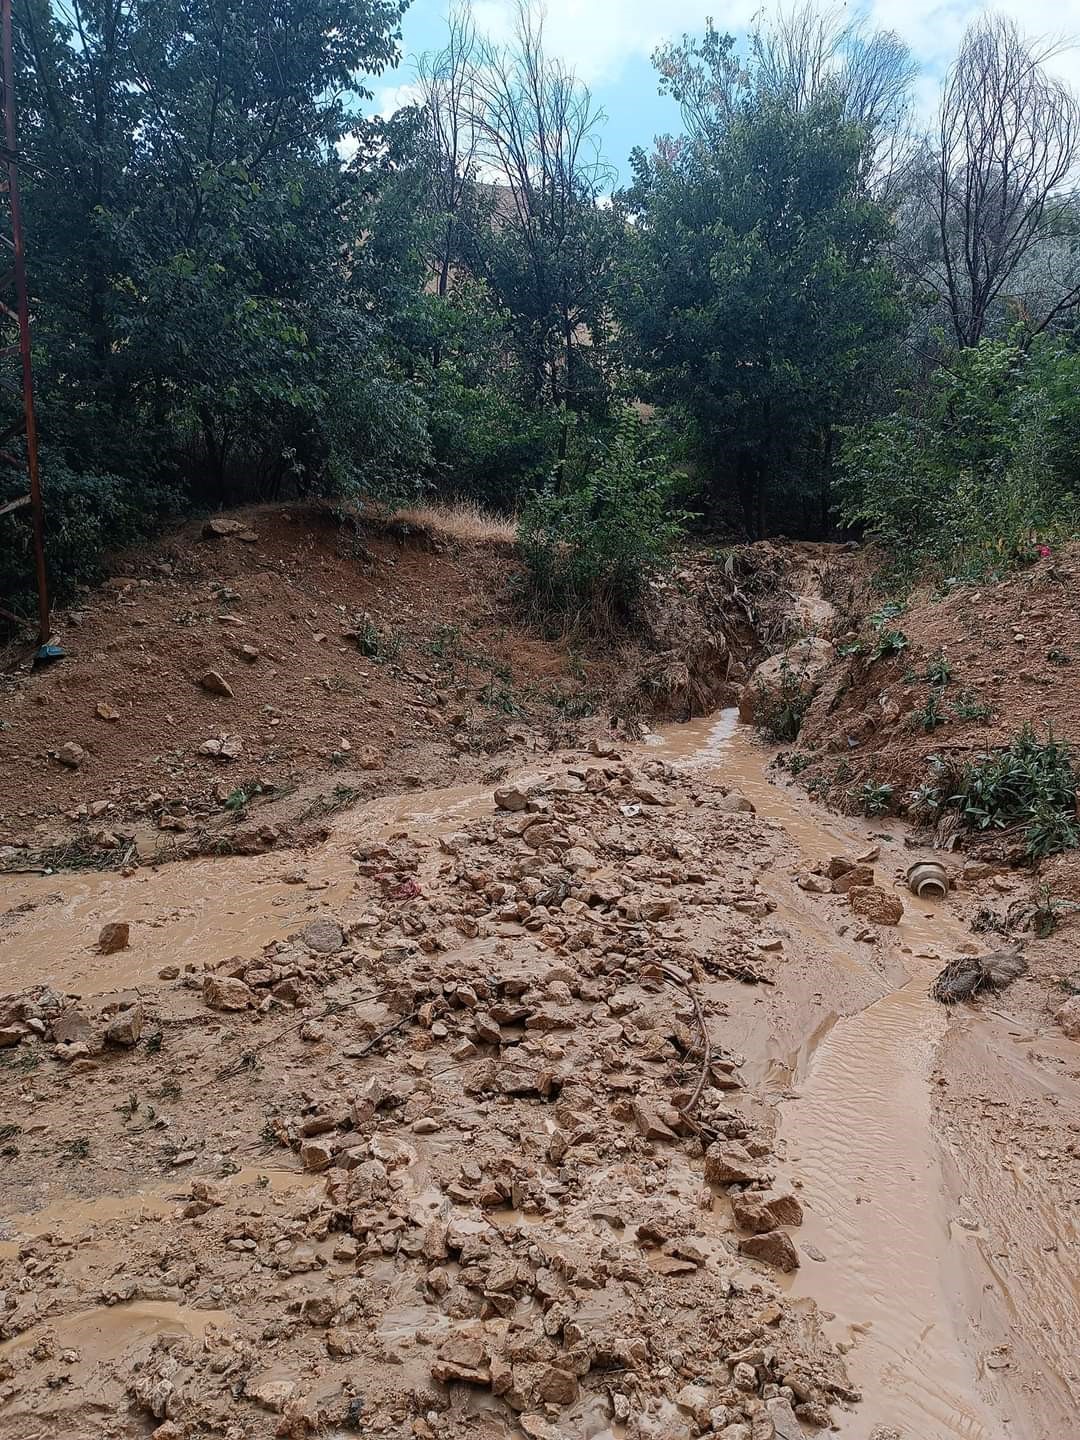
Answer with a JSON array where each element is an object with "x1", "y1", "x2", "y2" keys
[
  {"x1": 146, "y1": 1030, "x2": 163, "y2": 1054},
  {"x1": 856, "y1": 780, "x2": 895, "y2": 816},
  {"x1": 953, "y1": 691, "x2": 992, "y2": 722},
  {"x1": 62, "y1": 1136, "x2": 90, "y2": 1160},
  {"x1": 872, "y1": 628, "x2": 909, "y2": 661},
  {"x1": 1032, "y1": 884, "x2": 1064, "y2": 938},
  {"x1": 869, "y1": 601, "x2": 906, "y2": 629},
  {"x1": 924, "y1": 650, "x2": 954, "y2": 686},
  {"x1": 753, "y1": 662, "x2": 811, "y2": 743},
  {"x1": 838, "y1": 638, "x2": 867, "y2": 658},
  {"x1": 910, "y1": 691, "x2": 948, "y2": 732},
  {"x1": 1048, "y1": 648, "x2": 1071, "y2": 666},
  {"x1": 938, "y1": 725, "x2": 1079, "y2": 860},
  {"x1": 349, "y1": 615, "x2": 403, "y2": 662},
  {"x1": 786, "y1": 751, "x2": 813, "y2": 775}
]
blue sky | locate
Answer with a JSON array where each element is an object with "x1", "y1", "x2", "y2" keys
[{"x1": 373, "y1": 0, "x2": 1080, "y2": 184}]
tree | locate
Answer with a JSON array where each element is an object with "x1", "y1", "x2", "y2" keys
[
  {"x1": 461, "y1": 2, "x2": 618, "y2": 428},
  {"x1": 620, "y1": 43, "x2": 906, "y2": 536},
  {"x1": 13, "y1": 0, "x2": 423, "y2": 506},
  {"x1": 933, "y1": 16, "x2": 1080, "y2": 347}
]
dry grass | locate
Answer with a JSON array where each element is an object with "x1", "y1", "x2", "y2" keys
[{"x1": 389, "y1": 499, "x2": 518, "y2": 545}]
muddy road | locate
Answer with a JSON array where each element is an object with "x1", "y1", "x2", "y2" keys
[{"x1": 1, "y1": 712, "x2": 1077, "y2": 1439}]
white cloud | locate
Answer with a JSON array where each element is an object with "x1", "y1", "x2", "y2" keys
[
  {"x1": 465, "y1": 0, "x2": 1080, "y2": 98},
  {"x1": 374, "y1": 79, "x2": 425, "y2": 118}
]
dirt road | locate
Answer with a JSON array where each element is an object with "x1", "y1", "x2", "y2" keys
[{"x1": 2, "y1": 712, "x2": 1077, "y2": 1439}]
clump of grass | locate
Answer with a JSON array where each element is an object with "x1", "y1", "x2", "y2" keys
[
  {"x1": 388, "y1": 499, "x2": 518, "y2": 545},
  {"x1": 929, "y1": 726, "x2": 1079, "y2": 861},
  {"x1": 1, "y1": 836, "x2": 137, "y2": 875},
  {"x1": 909, "y1": 690, "x2": 948, "y2": 733},
  {"x1": 297, "y1": 784, "x2": 363, "y2": 823},
  {"x1": 854, "y1": 780, "x2": 895, "y2": 816},
  {"x1": 924, "y1": 650, "x2": 954, "y2": 686},
  {"x1": 953, "y1": 691, "x2": 992, "y2": 722}
]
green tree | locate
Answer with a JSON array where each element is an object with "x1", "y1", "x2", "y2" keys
[{"x1": 619, "y1": 50, "x2": 907, "y2": 535}]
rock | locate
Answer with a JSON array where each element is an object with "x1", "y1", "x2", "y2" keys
[
  {"x1": 300, "y1": 1139, "x2": 336, "y2": 1172},
  {"x1": 848, "y1": 886, "x2": 904, "y2": 926},
  {"x1": 105, "y1": 1004, "x2": 143, "y2": 1047},
  {"x1": 51, "y1": 1008, "x2": 99, "y2": 1048},
  {"x1": 704, "y1": 1142, "x2": 762, "y2": 1186},
  {"x1": 797, "y1": 873, "x2": 832, "y2": 894},
  {"x1": 1055, "y1": 996, "x2": 1080, "y2": 1040},
  {"x1": 431, "y1": 1324, "x2": 490, "y2": 1385},
  {"x1": 198, "y1": 670, "x2": 233, "y2": 697},
  {"x1": 302, "y1": 917, "x2": 343, "y2": 954},
  {"x1": 98, "y1": 921, "x2": 130, "y2": 954},
  {"x1": 832, "y1": 864, "x2": 875, "y2": 894},
  {"x1": 239, "y1": 644, "x2": 260, "y2": 662},
  {"x1": 58, "y1": 741, "x2": 86, "y2": 768},
  {"x1": 676, "y1": 1384, "x2": 714, "y2": 1426},
  {"x1": 717, "y1": 791, "x2": 755, "y2": 814},
  {"x1": 632, "y1": 1103, "x2": 678, "y2": 1143},
  {"x1": 739, "y1": 637, "x2": 836, "y2": 725},
  {"x1": 357, "y1": 745, "x2": 382, "y2": 770},
  {"x1": 0, "y1": 1025, "x2": 25, "y2": 1047},
  {"x1": 202, "y1": 517, "x2": 245, "y2": 539},
  {"x1": 730, "y1": 1190, "x2": 804, "y2": 1233},
  {"x1": 96, "y1": 702, "x2": 120, "y2": 721},
  {"x1": 494, "y1": 785, "x2": 529, "y2": 812},
  {"x1": 203, "y1": 975, "x2": 255, "y2": 1011},
  {"x1": 535, "y1": 1366, "x2": 578, "y2": 1406},
  {"x1": 766, "y1": 1397, "x2": 803, "y2": 1440},
  {"x1": 198, "y1": 735, "x2": 242, "y2": 760},
  {"x1": 738, "y1": 1229, "x2": 800, "y2": 1272}
]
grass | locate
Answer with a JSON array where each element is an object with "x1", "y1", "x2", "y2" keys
[
  {"x1": 753, "y1": 661, "x2": 811, "y2": 743},
  {"x1": 927, "y1": 726, "x2": 1079, "y2": 860},
  {"x1": 388, "y1": 499, "x2": 518, "y2": 545},
  {"x1": 0, "y1": 836, "x2": 137, "y2": 875}
]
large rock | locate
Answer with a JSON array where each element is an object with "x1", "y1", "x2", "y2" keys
[
  {"x1": 848, "y1": 885, "x2": 904, "y2": 926},
  {"x1": 1055, "y1": 996, "x2": 1080, "y2": 1040},
  {"x1": 203, "y1": 975, "x2": 255, "y2": 1011},
  {"x1": 731, "y1": 1189, "x2": 804, "y2": 1233},
  {"x1": 704, "y1": 1142, "x2": 762, "y2": 1186},
  {"x1": 739, "y1": 637, "x2": 836, "y2": 725},
  {"x1": 738, "y1": 1229, "x2": 800, "y2": 1272}
]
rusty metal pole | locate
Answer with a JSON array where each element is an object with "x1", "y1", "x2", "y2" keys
[{"x1": 1, "y1": 0, "x2": 48, "y2": 643}]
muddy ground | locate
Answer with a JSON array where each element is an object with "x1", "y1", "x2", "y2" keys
[{"x1": 2, "y1": 527, "x2": 1079, "y2": 1440}]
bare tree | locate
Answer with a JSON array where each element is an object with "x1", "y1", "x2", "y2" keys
[
  {"x1": 464, "y1": 1, "x2": 616, "y2": 417},
  {"x1": 935, "y1": 15, "x2": 1080, "y2": 347},
  {"x1": 414, "y1": 5, "x2": 480, "y2": 300}
]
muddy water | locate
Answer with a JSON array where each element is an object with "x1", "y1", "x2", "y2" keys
[{"x1": 657, "y1": 713, "x2": 1004, "y2": 1439}]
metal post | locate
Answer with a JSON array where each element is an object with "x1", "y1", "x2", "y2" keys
[{"x1": 1, "y1": 0, "x2": 48, "y2": 643}]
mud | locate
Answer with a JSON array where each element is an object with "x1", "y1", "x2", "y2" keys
[{"x1": 2, "y1": 709, "x2": 1078, "y2": 1439}]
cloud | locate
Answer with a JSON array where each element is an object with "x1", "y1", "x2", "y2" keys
[{"x1": 465, "y1": 0, "x2": 1080, "y2": 97}]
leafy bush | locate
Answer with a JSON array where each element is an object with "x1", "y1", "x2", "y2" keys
[
  {"x1": 933, "y1": 727, "x2": 1079, "y2": 860},
  {"x1": 838, "y1": 338, "x2": 1080, "y2": 582},
  {"x1": 856, "y1": 780, "x2": 895, "y2": 816},
  {"x1": 0, "y1": 454, "x2": 180, "y2": 617},
  {"x1": 517, "y1": 410, "x2": 690, "y2": 632},
  {"x1": 754, "y1": 663, "x2": 812, "y2": 743}
]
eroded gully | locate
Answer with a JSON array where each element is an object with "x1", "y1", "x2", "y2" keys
[{"x1": 3, "y1": 710, "x2": 1075, "y2": 1438}]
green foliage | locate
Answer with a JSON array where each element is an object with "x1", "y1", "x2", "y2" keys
[
  {"x1": 517, "y1": 410, "x2": 689, "y2": 632},
  {"x1": 619, "y1": 42, "x2": 907, "y2": 535},
  {"x1": 754, "y1": 664, "x2": 811, "y2": 743},
  {"x1": 872, "y1": 629, "x2": 909, "y2": 660},
  {"x1": 856, "y1": 781, "x2": 895, "y2": 816},
  {"x1": 925, "y1": 651, "x2": 954, "y2": 686},
  {"x1": 953, "y1": 691, "x2": 992, "y2": 722},
  {"x1": 934, "y1": 727, "x2": 1079, "y2": 860},
  {"x1": 838, "y1": 338, "x2": 1080, "y2": 581},
  {"x1": 911, "y1": 691, "x2": 948, "y2": 732}
]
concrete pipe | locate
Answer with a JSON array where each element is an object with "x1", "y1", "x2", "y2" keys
[{"x1": 907, "y1": 860, "x2": 948, "y2": 900}]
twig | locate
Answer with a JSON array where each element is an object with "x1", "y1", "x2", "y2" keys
[
  {"x1": 659, "y1": 962, "x2": 712, "y2": 1123},
  {"x1": 347, "y1": 1009, "x2": 418, "y2": 1059}
]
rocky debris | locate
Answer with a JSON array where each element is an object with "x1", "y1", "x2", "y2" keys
[
  {"x1": 97, "y1": 920, "x2": 131, "y2": 954},
  {"x1": 705, "y1": 1143, "x2": 764, "y2": 1186},
  {"x1": 198, "y1": 670, "x2": 234, "y2": 697},
  {"x1": 494, "y1": 784, "x2": 529, "y2": 812},
  {"x1": 730, "y1": 1190, "x2": 804, "y2": 1233},
  {"x1": 1056, "y1": 996, "x2": 1080, "y2": 1039},
  {"x1": 738, "y1": 1229, "x2": 801, "y2": 1272},
  {"x1": 198, "y1": 735, "x2": 243, "y2": 760},
  {"x1": 302, "y1": 917, "x2": 344, "y2": 955},
  {"x1": 105, "y1": 1002, "x2": 143, "y2": 1047},
  {"x1": 96, "y1": 701, "x2": 120, "y2": 721},
  {"x1": 202, "y1": 517, "x2": 247, "y2": 539},
  {"x1": 739, "y1": 637, "x2": 836, "y2": 725},
  {"x1": 57, "y1": 741, "x2": 86, "y2": 768},
  {"x1": 848, "y1": 885, "x2": 904, "y2": 926},
  {"x1": 203, "y1": 974, "x2": 256, "y2": 1010}
]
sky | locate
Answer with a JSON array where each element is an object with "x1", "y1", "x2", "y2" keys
[{"x1": 371, "y1": 0, "x2": 1080, "y2": 183}]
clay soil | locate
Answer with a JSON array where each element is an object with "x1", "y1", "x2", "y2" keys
[{"x1": 2, "y1": 531, "x2": 1080, "y2": 1440}]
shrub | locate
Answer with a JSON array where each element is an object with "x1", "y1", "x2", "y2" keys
[
  {"x1": 517, "y1": 409, "x2": 690, "y2": 632},
  {"x1": 935, "y1": 727, "x2": 1079, "y2": 860},
  {"x1": 856, "y1": 780, "x2": 895, "y2": 816},
  {"x1": 0, "y1": 453, "x2": 180, "y2": 619},
  {"x1": 754, "y1": 663, "x2": 811, "y2": 743}
]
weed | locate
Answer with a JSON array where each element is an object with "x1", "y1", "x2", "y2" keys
[
  {"x1": 146, "y1": 1030, "x2": 163, "y2": 1054},
  {"x1": 936, "y1": 725, "x2": 1079, "y2": 860},
  {"x1": 158, "y1": 1079, "x2": 182, "y2": 1101},
  {"x1": 1032, "y1": 884, "x2": 1064, "y2": 938},
  {"x1": 872, "y1": 628, "x2": 909, "y2": 661},
  {"x1": 869, "y1": 601, "x2": 907, "y2": 629},
  {"x1": 753, "y1": 662, "x2": 811, "y2": 743},
  {"x1": 480, "y1": 677, "x2": 523, "y2": 715},
  {"x1": 785, "y1": 751, "x2": 813, "y2": 775},
  {"x1": 348, "y1": 615, "x2": 403, "y2": 662},
  {"x1": 856, "y1": 781, "x2": 895, "y2": 816},
  {"x1": 298, "y1": 784, "x2": 362, "y2": 823},
  {"x1": 837, "y1": 638, "x2": 867, "y2": 658},
  {"x1": 62, "y1": 1136, "x2": 90, "y2": 1160},
  {"x1": 910, "y1": 691, "x2": 948, "y2": 732},
  {"x1": 118, "y1": 1092, "x2": 139, "y2": 1122},
  {"x1": 1, "y1": 836, "x2": 137, "y2": 875},
  {"x1": 924, "y1": 650, "x2": 954, "y2": 686},
  {"x1": 1048, "y1": 648, "x2": 1071, "y2": 666},
  {"x1": 953, "y1": 691, "x2": 992, "y2": 722}
]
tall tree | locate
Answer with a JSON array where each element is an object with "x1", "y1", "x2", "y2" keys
[
  {"x1": 933, "y1": 16, "x2": 1080, "y2": 347},
  {"x1": 621, "y1": 35, "x2": 906, "y2": 536}
]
